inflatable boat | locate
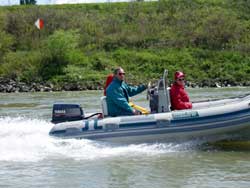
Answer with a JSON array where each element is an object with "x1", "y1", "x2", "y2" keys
[{"x1": 49, "y1": 70, "x2": 250, "y2": 143}]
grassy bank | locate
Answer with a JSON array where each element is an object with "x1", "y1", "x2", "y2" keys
[{"x1": 0, "y1": 0, "x2": 250, "y2": 90}]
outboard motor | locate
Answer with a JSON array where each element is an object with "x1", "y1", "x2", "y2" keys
[
  {"x1": 52, "y1": 104, "x2": 84, "y2": 124},
  {"x1": 149, "y1": 70, "x2": 171, "y2": 113}
]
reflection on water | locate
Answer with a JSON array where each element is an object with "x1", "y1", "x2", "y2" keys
[
  {"x1": 0, "y1": 103, "x2": 38, "y2": 108},
  {"x1": 205, "y1": 140, "x2": 250, "y2": 151}
]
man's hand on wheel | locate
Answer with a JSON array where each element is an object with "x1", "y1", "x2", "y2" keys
[{"x1": 133, "y1": 109, "x2": 141, "y2": 115}]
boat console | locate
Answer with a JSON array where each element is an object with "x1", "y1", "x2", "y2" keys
[{"x1": 148, "y1": 69, "x2": 171, "y2": 113}]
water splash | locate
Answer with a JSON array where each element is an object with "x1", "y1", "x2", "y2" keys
[
  {"x1": 0, "y1": 117, "x2": 53, "y2": 162},
  {"x1": 0, "y1": 117, "x2": 200, "y2": 162}
]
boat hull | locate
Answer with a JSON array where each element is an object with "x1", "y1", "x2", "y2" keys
[{"x1": 49, "y1": 95, "x2": 250, "y2": 144}]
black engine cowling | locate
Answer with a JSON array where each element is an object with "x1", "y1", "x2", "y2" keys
[{"x1": 52, "y1": 104, "x2": 84, "y2": 124}]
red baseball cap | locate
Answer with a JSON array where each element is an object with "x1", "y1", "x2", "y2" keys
[{"x1": 175, "y1": 71, "x2": 185, "y2": 80}]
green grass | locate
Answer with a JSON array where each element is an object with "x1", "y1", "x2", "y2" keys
[{"x1": 0, "y1": 0, "x2": 250, "y2": 88}]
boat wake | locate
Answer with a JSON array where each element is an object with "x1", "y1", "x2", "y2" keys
[{"x1": 0, "y1": 117, "x2": 206, "y2": 162}]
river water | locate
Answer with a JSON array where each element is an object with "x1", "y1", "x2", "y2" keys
[{"x1": 0, "y1": 87, "x2": 250, "y2": 188}]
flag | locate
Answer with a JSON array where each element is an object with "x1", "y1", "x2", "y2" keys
[{"x1": 35, "y1": 18, "x2": 44, "y2": 30}]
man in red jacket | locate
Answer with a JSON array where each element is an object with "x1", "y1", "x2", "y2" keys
[{"x1": 170, "y1": 71, "x2": 192, "y2": 110}]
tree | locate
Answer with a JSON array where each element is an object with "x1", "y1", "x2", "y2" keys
[{"x1": 20, "y1": 0, "x2": 36, "y2": 5}]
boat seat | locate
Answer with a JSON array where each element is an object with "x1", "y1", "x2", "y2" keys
[
  {"x1": 167, "y1": 87, "x2": 172, "y2": 111},
  {"x1": 101, "y1": 96, "x2": 108, "y2": 117}
]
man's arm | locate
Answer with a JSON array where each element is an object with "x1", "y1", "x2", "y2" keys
[{"x1": 126, "y1": 84, "x2": 146, "y2": 97}]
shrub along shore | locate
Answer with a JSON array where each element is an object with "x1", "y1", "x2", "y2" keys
[{"x1": 0, "y1": 0, "x2": 250, "y2": 92}]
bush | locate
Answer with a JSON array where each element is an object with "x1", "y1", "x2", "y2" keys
[
  {"x1": 39, "y1": 29, "x2": 81, "y2": 80},
  {"x1": 0, "y1": 31, "x2": 14, "y2": 64},
  {"x1": 0, "y1": 51, "x2": 42, "y2": 82},
  {"x1": 1, "y1": 1, "x2": 250, "y2": 88}
]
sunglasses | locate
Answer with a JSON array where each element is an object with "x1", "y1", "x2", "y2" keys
[
  {"x1": 118, "y1": 72, "x2": 126, "y2": 76},
  {"x1": 177, "y1": 78, "x2": 185, "y2": 81}
]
